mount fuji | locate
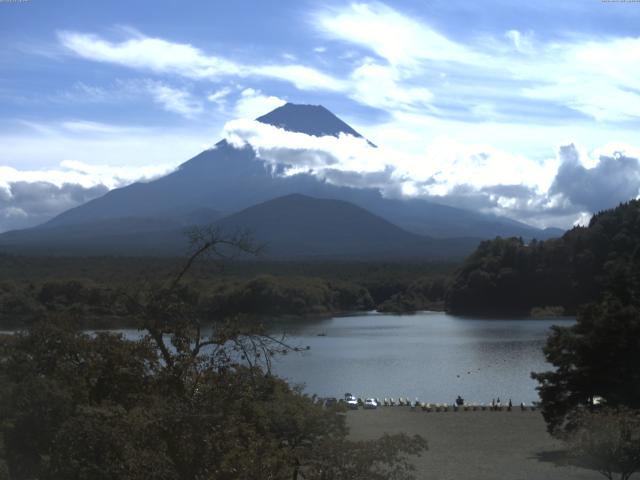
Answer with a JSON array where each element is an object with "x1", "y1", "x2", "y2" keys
[{"x1": 0, "y1": 103, "x2": 562, "y2": 258}]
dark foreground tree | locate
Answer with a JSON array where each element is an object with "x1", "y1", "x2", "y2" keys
[
  {"x1": 532, "y1": 297, "x2": 640, "y2": 436},
  {"x1": 0, "y1": 227, "x2": 426, "y2": 479},
  {"x1": 567, "y1": 407, "x2": 640, "y2": 480}
]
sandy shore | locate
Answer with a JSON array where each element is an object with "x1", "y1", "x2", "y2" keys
[{"x1": 347, "y1": 408, "x2": 601, "y2": 480}]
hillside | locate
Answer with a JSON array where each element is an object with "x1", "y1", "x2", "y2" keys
[
  {"x1": 0, "y1": 194, "x2": 480, "y2": 259},
  {"x1": 217, "y1": 194, "x2": 480, "y2": 259},
  {"x1": 445, "y1": 199, "x2": 640, "y2": 315}
]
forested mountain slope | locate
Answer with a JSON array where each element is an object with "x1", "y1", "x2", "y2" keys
[{"x1": 445, "y1": 199, "x2": 640, "y2": 315}]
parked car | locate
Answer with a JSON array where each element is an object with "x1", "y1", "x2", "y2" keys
[
  {"x1": 344, "y1": 393, "x2": 359, "y2": 409},
  {"x1": 364, "y1": 398, "x2": 378, "y2": 409}
]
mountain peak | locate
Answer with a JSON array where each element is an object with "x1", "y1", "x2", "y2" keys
[{"x1": 256, "y1": 102, "x2": 363, "y2": 138}]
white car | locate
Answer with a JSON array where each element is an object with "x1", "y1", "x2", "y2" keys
[
  {"x1": 364, "y1": 398, "x2": 378, "y2": 409},
  {"x1": 345, "y1": 393, "x2": 359, "y2": 409},
  {"x1": 347, "y1": 398, "x2": 359, "y2": 409}
]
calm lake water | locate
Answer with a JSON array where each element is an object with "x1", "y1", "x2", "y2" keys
[
  {"x1": 39, "y1": 311, "x2": 574, "y2": 405},
  {"x1": 266, "y1": 311, "x2": 574, "y2": 404}
]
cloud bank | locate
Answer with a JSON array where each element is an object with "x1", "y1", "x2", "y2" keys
[
  {"x1": 224, "y1": 120, "x2": 640, "y2": 229},
  {"x1": 0, "y1": 158, "x2": 177, "y2": 233}
]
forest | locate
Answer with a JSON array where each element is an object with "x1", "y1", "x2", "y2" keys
[
  {"x1": 446, "y1": 199, "x2": 640, "y2": 316},
  {"x1": 0, "y1": 255, "x2": 454, "y2": 329}
]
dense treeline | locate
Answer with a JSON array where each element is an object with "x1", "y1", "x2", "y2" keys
[
  {"x1": 205, "y1": 275, "x2": 374, "y2": 317},
  {"x1": 0, "y1": 276, "x2": 373, "y2": 329},
  {"x1": 0, "y1": 258, "x2": 456, "y2": 328},
  {"x1": 376, "y1": 276, "x2": 448, "y2": 313},
  {"x1": 531, "y1": 216, "x2": 640, "y2": 444},
  {"x1": 446, "y1": 199, "x2": 640, "y2": 315}
]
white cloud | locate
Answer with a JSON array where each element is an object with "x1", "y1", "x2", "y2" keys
[
  {"x1": 58, "y1": 30, "x2": 240, "y2": 78},
  {"x1": 0, "y1": 160, "x2": 173, "y2": 192},
  {"x1": 316, "y1": 3, "x2": 479, "y2": 67},
  {"x1": 224, "y1": 119, "x2": 389, "y2": 173},
  {"x1": 349, "y1": 59, "x2": 433, "y2": 111},
  {"x1": 145, "y1": 82, "x2": 203, "y2": 118},
  {"x1": 0, "y1": 160, "x2": 177, "y2": 232},
  {"x1": 207, "y1": 87, "x2": 233, "y2": 104},
  {"x1": 58, "y1": 30, "x2": 345, "y2": 93},
  {"x1": 549, "y1": 144, "x2": 640, "y2": 211},
  {"x1": 0, "y1": 181, "x2": 110, "y2": 233},
  {"x1": 223, "y1": 118, "x2": 554, "y2": 193},
  {"x1": 253, "y1": 65, "x2": 345, "y2": 92},
  {"x1": 505, "y1": 30, "x2": 534, "y2": 54},
  {"x1": 60, "y1": 120, "x2": 142, "y2": 134},
  {"x1": 315, "y1": 3, "x2": 640, "y2": 122},
  {"x1": 233, "y1": 88, "x2": 287, "y2": 119}
]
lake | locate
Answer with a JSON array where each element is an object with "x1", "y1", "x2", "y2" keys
[
  {"x1": 73, "y1": 311, "x2": 573, "y2": 405},
  {"x1": 267, "y1": 311, "x2": 574, "y2": 404}
]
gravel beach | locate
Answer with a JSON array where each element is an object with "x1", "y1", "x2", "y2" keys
[{"x1": 347, "y1": 408, "x2": 601, "y2": 480}]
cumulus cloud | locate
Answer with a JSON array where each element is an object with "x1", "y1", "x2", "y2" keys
[
  {"x1": 0, "y1": 161, "x2": 173, "y2": 193},
  {"x1": 58, "y1": 30, "x2": 345, "y2": 92},
  {"x1": 0, "y1": 161, "x2": 177, "y2": 232},
  {"x1": 0, "y1": 182, "x2": 108, "y2": 232},
  {"x1": 224, "y1": 119, "x2": 554, "y2": 192},
  {"x1": 549, "y1": 144, "x2": 640, "y2": 212},
  {"x1": 224, "y1": 119, "x2": 389, "y2": 172},
  {"x1": 223, "y1": 119, "x2": 640, "y2": 228}
]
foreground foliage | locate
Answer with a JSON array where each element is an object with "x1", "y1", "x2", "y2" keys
[
  {"x1": 532, "y1": 298, "x2": 640, "y2": 436},
  {"x1": 0, "y1": 229, "x2": 427, "y2": 479}
]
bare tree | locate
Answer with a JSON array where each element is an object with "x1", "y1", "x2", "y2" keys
[{"x1": 126, "y1": 226, "x2": 297, "y2": 396}]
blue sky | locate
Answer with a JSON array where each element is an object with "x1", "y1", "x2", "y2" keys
[{"x1": 1, "y1": 0, "x2": 640, "y2": 231}]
